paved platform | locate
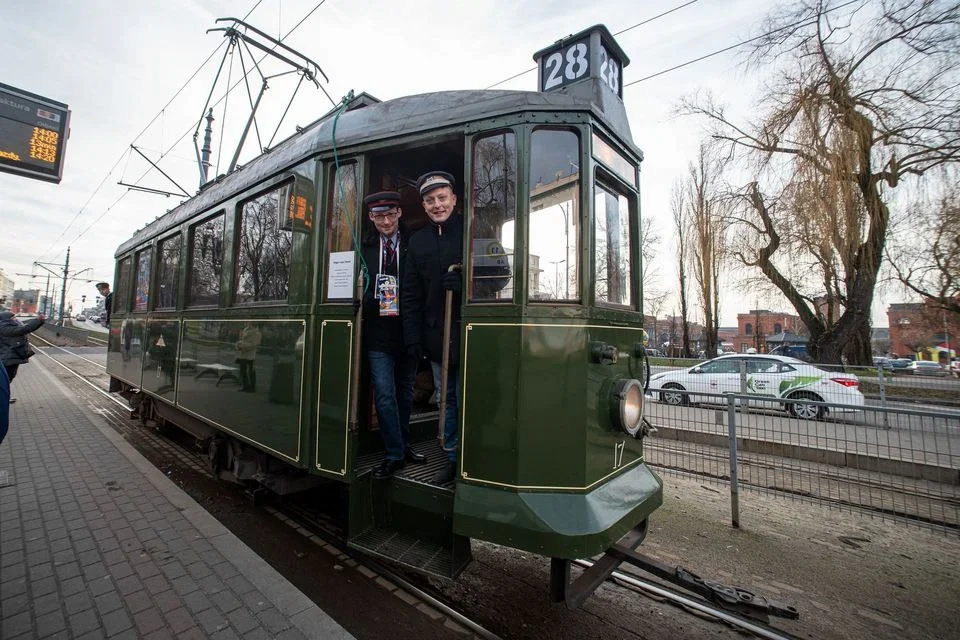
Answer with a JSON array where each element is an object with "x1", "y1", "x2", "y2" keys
[{"x1": 0, "y1": 362, "x2": 354, "y2": 640}]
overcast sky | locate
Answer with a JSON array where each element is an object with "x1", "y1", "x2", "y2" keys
[{"x1": 0, "y1": 0, "x2": 902, "y2": 326}]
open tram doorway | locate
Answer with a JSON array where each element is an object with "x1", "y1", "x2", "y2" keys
[{"x1": 353, "y1": 135, "x2": 466, "y2": 481}]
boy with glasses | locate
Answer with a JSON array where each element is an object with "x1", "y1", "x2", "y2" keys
[{"x1": 358, "y1": 191, "x2": 426, "y2": 479}]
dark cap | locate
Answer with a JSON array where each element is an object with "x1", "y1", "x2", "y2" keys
[
  {"x1": 416, "y1": 171, "x2": 455, "y2": 197},
  {"x1": 363, "y1": 191, "x2": 401, "y2": 213}
]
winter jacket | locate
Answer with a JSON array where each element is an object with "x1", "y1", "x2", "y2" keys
[
  {"x1": 0, "y1": 312, "x2": 44, "y2": 366},
  {"x1": 401, "y1": 213, "x2": 463, "y2": 363},
  {"x1": 359, "y1": 222, "x2": 409, "y2": 355},
  {"x1": 236, "y1": 325, "x2": 262, "y2": 360}
]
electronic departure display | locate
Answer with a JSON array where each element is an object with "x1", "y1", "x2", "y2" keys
[{"x1": 0, "y1": 82, "x2": 70, "y2": 184}]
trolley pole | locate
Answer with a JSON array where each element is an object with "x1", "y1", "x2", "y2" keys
[{"x1": 726, "y1": 394, "x2": 740, "y2": 529}]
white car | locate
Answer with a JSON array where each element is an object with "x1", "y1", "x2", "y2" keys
[{"x1": 649, "y1": 354, "x2": 864, "y2": 420}]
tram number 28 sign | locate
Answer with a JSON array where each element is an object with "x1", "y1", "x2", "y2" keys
[
  {"x1": 537, "y1": 35, "x2": 623, "y2": 99},
  {"x1": 0, "y1": 82, "x2": 71, "y2": 184}
]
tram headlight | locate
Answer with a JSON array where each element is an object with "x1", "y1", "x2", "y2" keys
[{"x1": 611, "y1": 378, "x2": 644, "y2": 437}]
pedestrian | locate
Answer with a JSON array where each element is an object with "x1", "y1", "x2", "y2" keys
[
  {"x1": 235, "y1": 322, "x2": 262, "y2": 392},
  {"x1": 0, "y1": 364, "x2": 10, "y2": 447},
  {"x1": 96, "y1": 282, "x2": 113, "y2": 328},
  {"x1": 359, "y1": 190, "x2": 426, "y2": 479},
  {"x1": 401, "y1": 171, "x2": 463, "y2": 484},
  {"x1": 0, "y1": 311, "x2": 45, "y2": 408}
]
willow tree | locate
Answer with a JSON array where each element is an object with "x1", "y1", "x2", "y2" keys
[{"x1": 685, "y1": 0, "x2": 960, "y2": 364}]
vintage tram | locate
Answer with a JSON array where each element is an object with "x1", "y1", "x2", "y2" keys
[{"x1": 107, "y1": 25, "x2": 662, "y2": 603}]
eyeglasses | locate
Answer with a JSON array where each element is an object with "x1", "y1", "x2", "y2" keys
[{"x1": 370, "y1": 210, "x2": 399, "y2": 221}]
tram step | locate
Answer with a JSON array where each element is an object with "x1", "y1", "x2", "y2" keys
[{"x1": 348, "y1": 526, "x2": 471, "y2": 580}]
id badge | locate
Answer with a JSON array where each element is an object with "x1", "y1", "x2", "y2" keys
[{"x1": 376, "y1": 274, "x2": 399, "y2": 316}]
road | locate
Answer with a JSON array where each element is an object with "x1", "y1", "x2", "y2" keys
[{"x1": 71, "y1": 317, "x2": 109, "y2": 333}]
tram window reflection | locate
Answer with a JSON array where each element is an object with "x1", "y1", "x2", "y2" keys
[
  {"x1": 325, "y1": 162, "x2": 358, "y2": 300},
  {"x1": 133, "y1": 248, "x2": 151, "y2": 312},
  {"x1": 528, "y1": 129, "x2": 579, "y2": 302},
  {"x1": 594, "y1": 185, "x2": 632, "y2": 307},
  {"x1": 470, "y1": 132, "x2": 516, "y2": 301},
  {"x1": 116, "y1": 256, "x2": 133, "y2": 314},
  {"x1": 188, "y1": 212, "x2": 224, "y2": 307},
  {"x1": 156, "y1": 234, "x2": 181, "y2": 310},
  {"x1": 235, "y1": 184, "x2": 292, "y2": 304}
]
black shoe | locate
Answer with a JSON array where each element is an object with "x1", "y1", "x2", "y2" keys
[
  {"x1": 432, "y1": 460, "x2": 456, "y2": 484},
  {"x1": 373, "y1": 459, "x2": 405, "y2": 480},
  {"x1": 9, "y1": 398, "x2": 16, "y2": 404},
  {"x1": 404, "y1": 449, "x2": 427, "y2": 464}
]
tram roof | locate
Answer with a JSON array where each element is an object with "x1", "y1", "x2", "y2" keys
[{"x1": 117, "y1": 86, "x2": 638, "y2": 256}]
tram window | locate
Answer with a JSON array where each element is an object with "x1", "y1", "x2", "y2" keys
[
  {"x1": 594, "y1": 184, "x2": 633, "y2": 307},
  {"x1": 187, "y1": 212, "x2": 225, "y2": 307},
  {"x1": 235, "y1": 184, "x2": 293, "y2": 304},
  {"x1": 133, "y1": 248, "x2": 151, "y2": 312},
  {"x1": 325, "y1": 162, "x2": 359, "y2": 300},
  {"x1": 528, "y1": 129, "x2": 580, "y2": 302},
  {"x1": 469, "y1": 132, "x2": 516, "y2": 302},
  {"x1": 156, "y1": 234, "x2": 181, "y2": 310},
  {"x1": 115, "y1": 256, "x2": 133, "y2": 314}
]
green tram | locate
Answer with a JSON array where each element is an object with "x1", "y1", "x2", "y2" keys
[{"x1": 107, "y1": 26, "x2": 662, "y2": 604}]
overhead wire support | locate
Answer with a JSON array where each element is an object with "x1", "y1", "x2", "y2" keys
[{"x1": 125, "y1": 145, "x2": 190, "y2": 197}]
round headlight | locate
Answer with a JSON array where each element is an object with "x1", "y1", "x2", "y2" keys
[{"x1": 611, "y1": 378, "x2": 645, "y2": 436}]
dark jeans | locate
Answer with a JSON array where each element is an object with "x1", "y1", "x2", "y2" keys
[
  {"x1": 237, "y1": 359, "x2": 256, "y2": 391},
  {"x1": 0, "y1": 364, "x2": 10, "y2": 446},
  {"x1": 431, "y1": 361, "x2": 460, "y2": 462},
  {"x1": 368, "y1": 350, "x2": 417, "y2": 461}
]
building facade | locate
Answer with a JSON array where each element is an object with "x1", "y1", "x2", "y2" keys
[
  {"x1": 887, "y1": 302, "x2": 958, "y2": 362},
  {"x1": 0, "y1": 270, "x2": 14, "y2": 310},
  {"x1": 734, "y1": 309, "x2": 804, "y2": 353},
  {"x1": 11, "y1": 289, "x2": 40, "y2": 315}
]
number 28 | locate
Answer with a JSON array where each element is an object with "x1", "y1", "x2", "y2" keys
[{"x1": 543, "y1": 43, "x2": 589, "y2": 90}]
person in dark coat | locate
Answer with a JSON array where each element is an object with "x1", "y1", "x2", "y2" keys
[
  {"x1": 0, "y1": 311, "x2": 45, "y2": 417},
  {"x1": 96, "y1": 282, "x2": 113, "y2": 328},
  {"x1": 359, "y1": 190, "x2": 426, "y2": 479},
  {"x1": 401, "y1": 171, "x2": 464, "y2": 484}
]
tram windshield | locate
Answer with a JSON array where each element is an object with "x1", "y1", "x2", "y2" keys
[{"x1": 528, "y1": 128, "x2": 580, "y2": 302}]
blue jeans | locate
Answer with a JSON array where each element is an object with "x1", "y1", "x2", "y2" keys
[
  {"x1": 431, "y1": 361, "x2": 460, "y2": 462},
  {"x1": 368, "y1": 351, "x2": 417, "y2": 461},
  {"x1": 0, "y1": 364, "x2": 9, "y2": 447}
]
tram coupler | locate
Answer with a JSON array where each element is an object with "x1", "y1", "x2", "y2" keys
[{"x1": 607, "y1": 545, "x2": 799, "y2": 622}]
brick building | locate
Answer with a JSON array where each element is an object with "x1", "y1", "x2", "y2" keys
[
  {"x1": 11, "y1": 289, "x2": 40, "y2": 315},
  {"x1": 734, "y1": 309, "x2": 804, "y2": 353},
  {"x1": 887, "y1": 302, "x2": 958, "y2": 361}
]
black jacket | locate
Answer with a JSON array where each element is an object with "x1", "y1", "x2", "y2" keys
[
  {"x1": 401, "y1": 213, "x2": 463, "y2": 363},
  {"x1": 359, "y1": 223, "x2": 409, "y2": 355},
  {"x1": 0, "y1": 312, "x2": 44, "y2": 366}
]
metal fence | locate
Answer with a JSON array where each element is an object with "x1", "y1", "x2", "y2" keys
[{"x1": 643, "y1": 389, "x2": 960, "y2": 534}]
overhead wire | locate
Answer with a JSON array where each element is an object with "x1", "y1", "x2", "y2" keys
[
  {"x1": 36, "y1": 0, "x2": 266, "y2": 262},
  {"x1": 71, "y1": 0, "x2": 331, "y2": 244},
  {"x1": 484, "y1": 0, "x2": 700, "y2": 89},
  {"x1": 624, "y1": 0, "x2": 862, "y2": 86}
]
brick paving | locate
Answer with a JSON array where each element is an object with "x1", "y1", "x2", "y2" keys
[{"x1": 0, "y1": 361, "x2": 353, "y2": 640}]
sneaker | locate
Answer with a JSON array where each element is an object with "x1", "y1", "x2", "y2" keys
[{"x1": 432, "y1": 460, "x2": 456, "y2": 484}]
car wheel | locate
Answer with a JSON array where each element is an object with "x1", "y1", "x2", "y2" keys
[
  {"x1": 786, "y1": 392, "x2": 825, "y2": 420},
  {"x1": 660, "y1": 384, "x2": 688, "y2": 406}
]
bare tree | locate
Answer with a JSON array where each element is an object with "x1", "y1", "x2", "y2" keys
[
  {"x1": 686, "y1": 145, "x2": 727, "y2": 358},
  {"x1": 683, "y1": 0, "x2": 960, "y2": 364},
  {"x1": 671, "y1": 181, "x2": 692, "y2": 357},
  {"x1": 887, "y1": 181, "x2": 960, "y2": 315}
]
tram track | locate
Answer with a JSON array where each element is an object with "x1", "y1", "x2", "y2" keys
[
  {"x1": 31, "y1": 341, "x2": 811, "y2": 639},
  {"x1": 29, "y1": 343, "x2": 503, "y2": 640}
]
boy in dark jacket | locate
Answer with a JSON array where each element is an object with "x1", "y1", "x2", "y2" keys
[
  {"x1": 0, "y1": 311, "x2": 44, "y2": 442},
  {"x1": 401, "y1": 171, "x2": 464, "y2": 484},
  {"x1": 359, "y1": 191, "x2": 426, "y2": 479}
]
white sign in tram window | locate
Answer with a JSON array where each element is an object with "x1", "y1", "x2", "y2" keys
[{"x1": 327, "y1": 251, "x2": 355, "y2": 299}]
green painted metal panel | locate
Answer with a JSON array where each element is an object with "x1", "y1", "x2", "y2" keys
[
  {"x1": 178, "y1": 319, "x2": 306, "y2": 463},
  {"x1": 140, "y1": 319, "x2": 180, "y2": 398},
  {"x1": 315, "y1": 319, "x2": 353, "y2": 476},
  {"x1": 454, "y1": 461, "x2": 662, "y2": 558},
  {"x1": 106, "y1": 318, "x2": 145, "y2": 388}
]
